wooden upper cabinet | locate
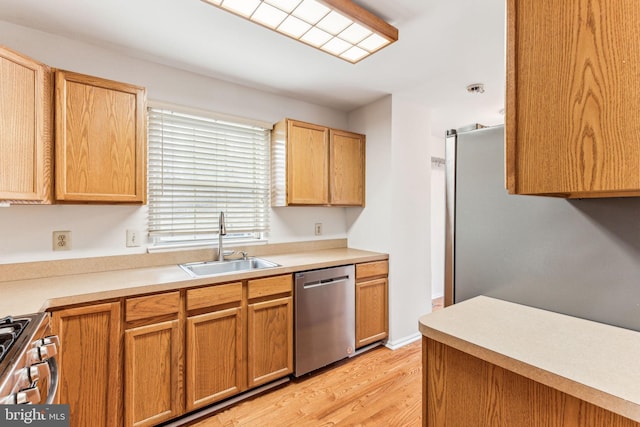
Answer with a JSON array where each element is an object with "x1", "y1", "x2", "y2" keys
[
  {"x1": 278, "y1": 119, "x2": 329, "y2": 205},
  {"x1": 506, "y1": 0, "x2": 640, "y2": 198},
  {"x1": 272, "y1": 118, "x2": 365, "y2": 206},
  {"x1": 330, "y1": 129, "x2": 365, "y2": 206},
  {"x1": 0, "y1": 46, "x2": 53, "y2": 204},
  {"x1": 55, "y1": 70, "x2": 147, "y2": 203}
]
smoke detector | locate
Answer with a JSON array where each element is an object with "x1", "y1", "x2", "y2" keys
[{"x1": 466, "y1": 83, "x2": 485, "y2": 94}]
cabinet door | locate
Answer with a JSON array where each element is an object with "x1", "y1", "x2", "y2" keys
[
  {"x1": 0, "y1": 46, "x2": 53, "y2": 203},
  {"x1": 55, "y1": 70, "x2": 146, "y2": 203},
  {"x1": 330, "y1": 129, "x2": 365, "y2": 206},
  {"x1": 186, "y1": 307, "x2": 244, "y2": 411},
  {"x1": 287, "y1": 120, "x2": 329, "y2": 205},
  {"x1": 506, "y1": 0, "x2": 640, "y2": 198},
  {"x1": 124, "y1": 320, "x2": 182, "y2": 427},
  {"x1": 51, "y1": 302, "x2": 122, "y2": 427},
  {"x1": 247, "y1": 296, "x2": 293, "y2": 388},
  {"x1": 355, "y1": 278, "x2": 388, "y2": 348}
]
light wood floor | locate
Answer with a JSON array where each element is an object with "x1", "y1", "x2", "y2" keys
[{"x1": 188, "y1": 340, "x2": 422, "y2": 427}]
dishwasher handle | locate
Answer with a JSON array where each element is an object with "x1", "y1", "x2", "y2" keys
[{"x1": 302, "y1": 275, "x2": 351, "y2": 289}]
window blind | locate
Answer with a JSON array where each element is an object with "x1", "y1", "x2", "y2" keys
[{"x1": 147, "y1": 107, "x2": 270, "y2": 243}]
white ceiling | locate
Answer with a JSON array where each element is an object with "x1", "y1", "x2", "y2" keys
[{"x1": 0, "y1": 0, "x2": 506, "y2": 136}]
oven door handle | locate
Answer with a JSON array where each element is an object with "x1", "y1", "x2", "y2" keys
[{"x1": 45, "y1": 357, "x2": 59, "y2": 404}]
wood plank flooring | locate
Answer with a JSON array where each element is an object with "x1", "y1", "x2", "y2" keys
[{"x1": 187, "y1": 340, "x2": 422, "y2": 426}]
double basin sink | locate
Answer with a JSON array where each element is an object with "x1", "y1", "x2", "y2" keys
[{"x1": 180, "y1": 257, "x2": 280, "y2": 278}]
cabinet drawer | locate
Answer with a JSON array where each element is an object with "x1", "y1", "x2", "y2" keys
[
  {"x1": 125, "y1": 291, "x2": 180, "y2": 322},
  {"x1": 187, "y1": 282, "x2": 242, "y2": 311},
  {"x1": 247, "y1": 275, "x2": 292, "y2": 300},
  {"x1": 356, "y1": 260, "x2": 389, "y2": 280}
]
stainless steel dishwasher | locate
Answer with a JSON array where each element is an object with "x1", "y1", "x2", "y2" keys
[{"x1": 294, "y1": 264, "x2": 355, "y2": 377}]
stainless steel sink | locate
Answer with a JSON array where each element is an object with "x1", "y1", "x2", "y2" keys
[{"x1": 179, "y1": 257, "x2": 280, "y2": 278}]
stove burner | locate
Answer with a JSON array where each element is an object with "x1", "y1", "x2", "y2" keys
[{"x1": 0, "y1": 316, "x2": 29, "y2": 363}]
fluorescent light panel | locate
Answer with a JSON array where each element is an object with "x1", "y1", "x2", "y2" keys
[
  {"x1": 253, "y1": 3, "x2": 287, "y2": 28},
  {"x1": 201, "y1": 0, "x2": 398, "y2": 63}
]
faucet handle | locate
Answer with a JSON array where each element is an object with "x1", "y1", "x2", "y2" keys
[{"x1": 240, "y1": 251, "x2": 248, "y2": 260}]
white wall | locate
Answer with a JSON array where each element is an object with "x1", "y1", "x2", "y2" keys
[
  {"x1": 345, "y1": 97, "x2": 393, "y2": 253},
  {"x1": 269, "y1": 207, "x2": 347, "y2": 244},
  {"x1": 0, "y1": 21, "x2": 352, "y2": 263},
  {"x1": 347, "y1": 95, "x2": 431, "y2": 348}
]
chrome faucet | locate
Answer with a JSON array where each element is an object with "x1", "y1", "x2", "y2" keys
[{"x1": 218, "y1": 211, "x2": 226, "y2": 262}]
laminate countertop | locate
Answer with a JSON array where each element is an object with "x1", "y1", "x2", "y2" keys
[
  {"x1": 419, "y1": 296, "x2": 640, "y2": 422},
  {"x1": 0, "y1": 247, "x2": 387, "y2": 316}
]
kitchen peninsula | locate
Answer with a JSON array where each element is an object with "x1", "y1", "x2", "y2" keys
[{"x1": 419, "y1": 296, "x2": 640, "y2": 426}]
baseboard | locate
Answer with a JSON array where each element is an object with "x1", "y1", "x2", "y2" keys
[{"x1": 385, "y1": 332, "x2": 422, "y2": 350}]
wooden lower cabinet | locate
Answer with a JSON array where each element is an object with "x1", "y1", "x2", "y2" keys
[
  {"x1": 124, "y1": 320, "x2": 183, "y2": 427},
  {"x1": 247, "y1": 296, "x2": 293, "y2": 388},
  {"x1": 50, "y1": 302, "x2": 122, "y2": 427},
  {"x1": 355, "y1": 278, "x2": 389, "y2": 348},
  {"x1": 355, "y1": 261, "x2": 389, "y2": 348},
  {"x1": 186, "y1": 307, "x2": 244, "y2": 411},
  {"x1": 48, "y1": 272, "x2": 298, "y2": 425}
]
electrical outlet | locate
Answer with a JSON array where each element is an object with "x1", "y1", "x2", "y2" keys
[
  {"x1": 52, "y1": 231, "x2": 71, "y2": 251},
  {"x1": 126, "y1": 229, "x2": 141, "y2": 247},
  {"x1": 314, "y1": 223, "x2": 323, "y2": 236}
]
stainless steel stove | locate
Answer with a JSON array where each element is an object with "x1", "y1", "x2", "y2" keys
[{"x1": 0, "y1": 313, "x2": 59, "y2": 405}]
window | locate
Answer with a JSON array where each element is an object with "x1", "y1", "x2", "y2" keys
[{"x1": 147, "y1": 106, "x2": 271, "y2": 247}]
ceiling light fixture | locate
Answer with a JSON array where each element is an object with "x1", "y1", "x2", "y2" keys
[{"x1": 201, "y1": 0, "x2": 399, "y2": 63}]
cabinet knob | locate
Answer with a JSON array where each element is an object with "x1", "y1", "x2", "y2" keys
[
  {"x1": 17, "y1": 386, "x2": 41, "y2": 404},
  {"x1": 2, "y1": 386, "x2": 42, "y2": 405},
  {"x1": 37, "y1": 343, "x2": 58, "y2": 361},
  {"x1": 28, "y1": 361, "x2": 51, "y2": 383}
]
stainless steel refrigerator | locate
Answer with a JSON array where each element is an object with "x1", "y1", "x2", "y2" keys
[{"x1": 445, "y1": 125, "x2": 640, "y2": 331}]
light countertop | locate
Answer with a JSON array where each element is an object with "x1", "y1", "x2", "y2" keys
[
  {"x1": 419, "y1": 296, "x2": 640, "y2": 422},
  {"x1": 0, "y1": 247, "x2": 387, "y2": 315}
]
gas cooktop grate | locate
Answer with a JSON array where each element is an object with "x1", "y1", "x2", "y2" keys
[{"x1": 0, "y1": 317, "x2": 29, "y2": 363}]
